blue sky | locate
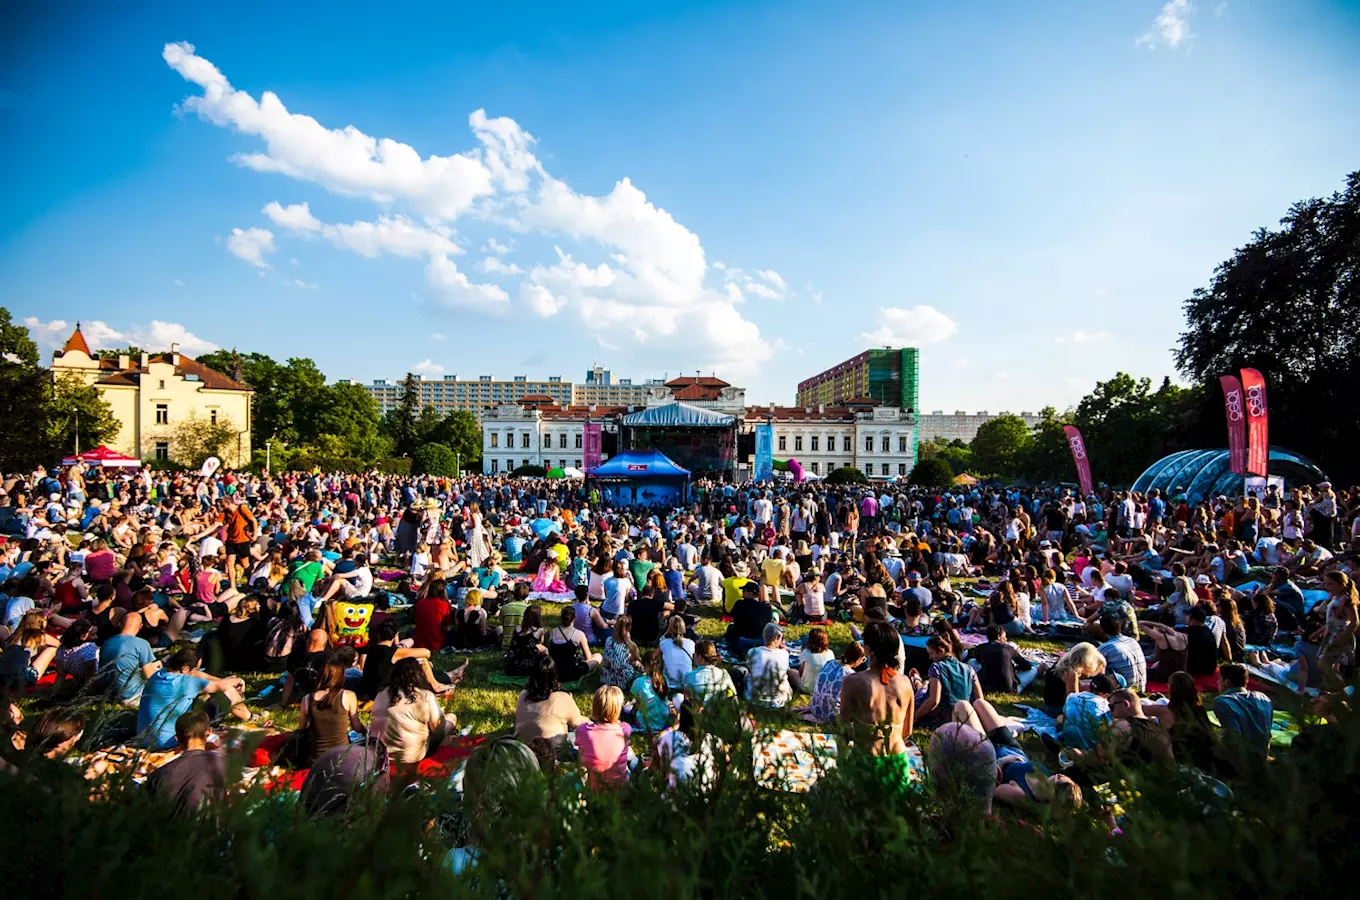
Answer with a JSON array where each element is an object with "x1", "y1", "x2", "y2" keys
[{"x1": 2, "y1": 1, "x2": 1357, "y2": 412}]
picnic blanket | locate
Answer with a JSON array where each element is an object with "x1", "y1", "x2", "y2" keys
[
  {"x1": 245, "y1": 732, "x2": 487, "y2": 791},
  {"x1": 1146, "y1": 672, "x2": 1221, "y2": 695},
  {"x1": 1205, "y1": 709, "x2": 1300, "y2": 748},
  {"x1": 1014, "y1": 705, "x2": 1060, "y2": 740},
  {"x1": 527, "y1": 591, "x2": 576, "y2": 603},
  {"x1": 752, "y1": 731, "x2": 924, "y2": 793}
]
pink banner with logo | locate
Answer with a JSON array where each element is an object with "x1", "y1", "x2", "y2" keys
[
  {"x1": 1240, "y1": 368, "x2": 1269, "y2": 477},
  {"x1": 1062, "y1": 425, "x2": 1094, "y2": 496},
  {"x1": 1219, "y1": 374, "x2": 1246, "y2": 475},
  {"x1": 582, "y1": 422, "x2": 602, "y2": 471}
]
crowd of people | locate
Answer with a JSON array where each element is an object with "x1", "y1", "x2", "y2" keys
[{"x1": 2, "y1": 460, "x2": 1358, "y2": 833}]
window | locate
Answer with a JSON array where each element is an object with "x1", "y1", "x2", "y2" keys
[
  {"x1": 155, "y1": 404, "x2": 169, "y2": 425},
  {"x1": 491, "y1": 459, "x2": 499, "y2": 474},
  {"x1": 794, "y1": 436, "x2": 803, "y2": 452},
  {"x1": 490, "y1": 433, "x2": 499, "y2": 448},
  {"x1": 154, "y1": 441, "x2": 169, "y2": 461},
  {"x1": 811, "y1": 462, "x2": 819, "y2": 475},
  {"x1": 842, "y1": 436, "x2": 852, "y2": 452},
  {"x1": 899, "y1": 463, "x2": 908, "y2": 476},
  {"x1": 864, "y1": 435, "x2": 873, "y2": 453},
  {"x1": 899, "y1": 435, "x2": 909, "y2": 453},
  {"x1": 559, "y1": 433, "x2": 567, "y2": 449},
  {"x1": 210, "y1": 409, "x2": 217, "y2": 424},
  {"x1": 158, "y1": 380, "x2": 166, "y2": 390},
  {"x1": 778, "y1": 435, "x2": 787, "y2": 451},
  {"x1": 521, "y1": 433, "x2": 530, "y2": 449},
  {"x1": 575, "y1": 460, "x2": 581, "y2": 470},
  {"x1": 810, "y1": 436, "x2": 819, "y2": 452},
  {"x1": 880, "y1": 436, "x2": 890, "y2": 453},
  {"x1": 575, "y1": 434, "x2": 582, "y2": 449}
]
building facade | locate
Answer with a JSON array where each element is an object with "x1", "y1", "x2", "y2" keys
[
  {"x1": 796, "y1": 347, "x2": 920, "y2": 411},
  {"x1": 481, "y1": 375, "x2": 918, "y2": 481},
  {"x1": 916, "y1": 410, "x2": 1041, "y2": 445},
  {"x1": 359, "y1": 374, "x2": 573, "y2": 419},
  {"x1": 51, "y1": 324, "x2": 253, "y2": 466},
  {"x1": 570, "y1": 366, "x2": 661, "y2": 407}
]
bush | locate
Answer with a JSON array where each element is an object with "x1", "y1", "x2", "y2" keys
[
  {"x1": 825, "y1": 466, "x2": 869, "y2": 485},
  {"x1": 377, "y1": 457, "x2": 412, "y2": 476},
  {"x1": 510, "y1": 463, "x2": 548, "y2": 478},
  {"x1": 143, "y1": 457, "x2": 188, "y2": 473},
  {"x1": 908, "y1": 456, "x2": 955, "y2": 488},
  {"x1": 6, "y1": 697, "x2": 1360, "y2": 899},
  {"x1": 412, "y1": 442, "x2": 460, "y2": 476}
]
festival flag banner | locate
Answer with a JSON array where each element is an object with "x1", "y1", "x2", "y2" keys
[
  {"x1": 1219, "y1": 374, "x2": 1247, "y2": 475},
  {"x1": 1062, "y1": 425, "x2": 1094, "y2": 496},
  {"x1": 582, "y1": 422, "x2": 602, "y2": 471},
  {"x1": 1240, "y1": 368, "x2": 1269, "y2": 477},
  {"x1": 754, "y1": 423, "x2": 774, "y2": 483}
]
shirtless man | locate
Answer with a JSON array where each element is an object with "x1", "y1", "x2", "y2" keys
[{"x1": 840, "y1": 621, "x2": 914, "y2": 759}]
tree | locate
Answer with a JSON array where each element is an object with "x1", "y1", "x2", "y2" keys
[
  {"x1": 388, "y1": 373, "x2": 421, "y2": 457},
  {"x1": 315, "y1": 381, "x2": 391, "y2": 463},
  {"x1": 825, "y1": 466, "x2": 869, "y2": 485},
  {"x1": 412, "y1": 442, "x2": 459, "y2": 476},
  {"x1": 970, "y1": 414, "x2": 1032, "y2": 477},
  {"x1": 1022, "y1": 406, "x2": 1075, "y2": 483},
  {"x1": 1176, "y1": 170, "x2": 1360, "y2": 480},
  {"x1": 908, "y1": 456, "x2": 954, "y2": 488},
  {"x1": 171, "y1": 410, "x2": 240, "y2": 468},
  {"x1": 1070, "y1": 373, "x2": 1202, "y2": 485},
  {"x1": 93, "y1": 345, "x2": 144, "y2": 361},
  {"x1": 0, "y1": 306, "x2": 50, "y2": 470},
  {"x1": 420, "y1": 409, "x2": 481, "y2": 469},
  {"x1": 45, "y1": 371, "x2": 119, "y2": 456},
  {"x1": 510, "y1": 463, "x2": 548, "y2": 478}
]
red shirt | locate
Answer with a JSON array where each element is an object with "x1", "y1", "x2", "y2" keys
[{"x1": 412, "y1": 595, "x2": 451, "y2": 651}]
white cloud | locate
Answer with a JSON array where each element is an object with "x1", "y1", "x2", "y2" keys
[
  {"x1": 164, "y1": 42, "x2": 499, "y2": 219},
  {"x1": 262, "y1": 200, "x2": 322, "y2": 233},
  {"x1": 411, "y1": 358, "x2": 445, "y2": 376},
  {"x1": 324, "y1": 215, "x2": 460, "y2": 259},
  {"x1": 225, "y1": 227, "x2": 275, "y2": 267},
  {"x1": 290, "y1": 279, "x2": 319, "y2": 290},
  {"x1": 757, "y1": 270, "x2": 787, "y2": 292},
  {"x1": 743, "y1": 281, "x2": 780, "y2": 300},
  {"x1": 860, "y1": 306, "x2": 958, "y2": 346},
  {"x1": 522, "y1": 283, "x2": 567, "y2": 317},
  {"x1": 483, "y1": 238, "x2": 512, "y2": 255},
  {"x1": 1138, "y1": 0, "x2": 1193, "y2": 49},
  {"x1": 430, "y1": 332, "x2": 446, "y2": 341},
  {"x1": 172, "y1": 279, "x2": 184, "y2": 287},
  {"x1": 1058, "y1": 330, "x2": 1109, "y2": 344},
  {"x1": 24, "y1": 317, "x2": 219, "y2": 357},
  {"x1": 481, "y1": 256, "x2": 523, "y2": 276},
  {"x1": 425, "y1": 255, "x2": 509, "y2": 311}
]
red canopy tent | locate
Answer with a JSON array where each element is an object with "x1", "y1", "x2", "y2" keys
[{"x1": 62, "y1": 445, "x2": 142, "y2": 468}]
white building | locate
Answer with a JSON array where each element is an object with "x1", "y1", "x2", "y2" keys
[
  {"x1": 916, "y1": 410, "x2": 1041, "y2": 444},
  {"x1": 749, "y1": 402, "x2": 917, "y2": 480}
]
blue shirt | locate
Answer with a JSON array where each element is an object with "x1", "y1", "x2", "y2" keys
[
  {"x1": 1213, "y1": 688, "x2": 1273, "y2": 758},
  {"x1": 137, "y1": 670, "x2": 210, "y2": 749},
  {"x1": 1061, "y1": 691, "x2": 1112, "y2": 750},
  {"x1": 99, "y1": 634, "x2": 156, "y2": 702}
]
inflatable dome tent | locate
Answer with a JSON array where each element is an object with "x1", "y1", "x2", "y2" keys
[{"x1": 1130, "y1": 447, "x2": 1326, "y2": 504}]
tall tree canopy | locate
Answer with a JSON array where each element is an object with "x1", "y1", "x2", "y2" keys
[{"x1": 1176, "y1": 170, "x2": 1360, "y2": 480}]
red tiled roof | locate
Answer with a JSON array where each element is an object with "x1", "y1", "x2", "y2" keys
[
  {"x1": 665, "y1": 375, "x2": 729, "y2": 389},
  {"x1": 91, "y1": 353, "x2": 252, "y2": 392},
  {"x1": 743, "y1": 406, "x2": 857, "y2": 423},
  {"x1": 519, "y1": 394, "x2": 557, "y2": 404},
  {"x1": 671, "y1": 383, "x2": 723, "y2": 401},
  {"x1": 62, "y1": 324, "x2": 92, "y2": 356}
]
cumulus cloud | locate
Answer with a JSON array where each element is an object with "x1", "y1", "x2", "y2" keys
[
  {"x1": 225, "y1": 227, "x2": 275, "y2": 267},
  {"x1": 25, "y1": 317, "x2": 219, "y2": 357},
  {"x1": 860, "y1": 306, "x2": 958, "y2": 346},
  {"x1": 166, "y1": 42, "x2": 779, "y2": 370},
  {"x1": 1138, "y1": 0, "x2": 1193, "y2": 48},
  {"x1": 411, "y1": 358, "x2": 445, "y2": 376}
]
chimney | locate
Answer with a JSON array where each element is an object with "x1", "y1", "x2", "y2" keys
[
  {"x1": 140, "y1": 352, "x2": 149, "y2": 367},
  {"x1": 117, "y1": 353, "x2": 129, "y2": 370},
  {"x1": 170, "y1": 342, "x2": 180, "y2": 365}
]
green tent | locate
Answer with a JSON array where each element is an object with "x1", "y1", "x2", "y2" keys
[{"x1": 546, "y1": 467, "x2": 567, "y2": 479}]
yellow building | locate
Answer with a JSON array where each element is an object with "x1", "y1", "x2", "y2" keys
[{"x1": 51, "y1": 324, "x2": 253, "y2": 467}]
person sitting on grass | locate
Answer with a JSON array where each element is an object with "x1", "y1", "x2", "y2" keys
[
  {"x1": 136, "y1": 645, "x2": 249, "y2": 750},
  {"x1": 297, "y1": 657, "x2": 367, "y2": 767},
  {"x1": 682, "y1": 640, "x2": 738, "y2": 710},
  {"x1": 840, "y1": 622, "x2": 914, "y2": 775},
  {"x1": 653, "y1": 699, "x2": 723, "y2": 791},
  {"x1": 600, "y1": 614, "x2": 642, "y2": 688},
  {"x1": 789, "y1": 626, "x2": 834, "y2": 696},
  {"x1": 1096, "y1": 613, "x2": 1147, "y2": 691},
  {"x1": 1213, "y1": 662, "x2": 1273, "y2": 766},
  {"x1": 451, "y1": 589, "x2": 503, "y2": 650},
  {"x1": 548, "y1": 605, "x2": 602, "y2": 683},
  {"x1": 502, "y1": 604, "x2": 547, "y2": 677},
  {"x1": 738, "y1": 622, "x2": 792, "y2": 709},
  {"x1": 1057, "y1": 672, "x2": 1117, "y2": 752},
  {"x1": 514, "y1": 655, "x2": 588, "y2": 761},
  {"x1": 145, "y1": 709, "x2": 227, "y2": 816},
  {"x1": 628, "y1": 649, "x2": 674, "y2": 734},
  {"x1": 798, "y1": 640, "x2": 865, "y2": 725},
  {"x1": 576, "y1": 685, "x2": 633, "y2": 787},
  {"x1": 911, "y1": 635, "x2": 982, "y2": 729},
  {"x1": 370, "y1": 656, "x2": 459, "y2": 776},
  {"x1": 965, "y1": 624, "x2": 1036, "y2": 695}
]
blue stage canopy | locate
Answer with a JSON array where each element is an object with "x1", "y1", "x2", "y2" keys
[
  {"x1": 620, "y1": 402, "x2": 735, "y2": 428},
  {"x1": 588, "y1": 449, "x2": 691, "y2": 479}
]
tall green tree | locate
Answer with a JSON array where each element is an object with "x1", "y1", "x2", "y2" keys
[
  {"x1": 1022, "y1": 406, "x2": 1076, "y2": 483},
  {"x1": 1071, "y1": 373, "x2": 1201, "y2": 485},
  {"x1": 46, "y1": 371, "x2": 119, "y2": 456},
  {"x1": 388, "y1": 372, "x2": 421, "y2": 457},
  {"x1": 170, "y1": 410, "x2": 241, "y2": 468},
  {"x1": 969, "y1": 414, "x2": 1032, "y2": 478},
  {"x1": 0, "y1": 306, "x2": 50, "y2": 470},
  {"x1": 1176, "y1": 170, "x2": 1360, "y2": 480},
  {"x1": 315, "y1": 381, "x2": 391, "y2": 463}
]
